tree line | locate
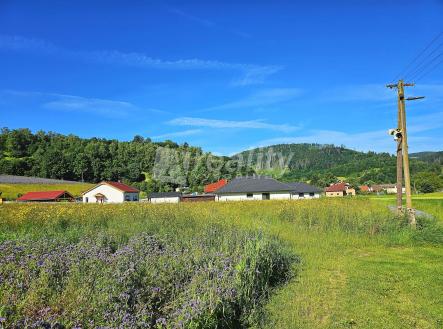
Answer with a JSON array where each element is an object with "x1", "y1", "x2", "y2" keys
[{"x1": 0, "y1": 128, "x2": 252, "y2": 193}]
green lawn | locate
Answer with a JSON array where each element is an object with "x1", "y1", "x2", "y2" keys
[
  {"x1": 367, "y1": 192, "x2": 443, "y2": 221},
  {"x1": 0, "y1": 183, "x2": 94, "y2": 200},
  {"x1": 0, "y1": 198, "x2": 442, "y2": 328}
]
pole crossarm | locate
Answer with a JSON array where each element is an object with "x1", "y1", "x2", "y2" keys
[{"x1": 406, "y1": 96, "x2": 425, "y2": 101}]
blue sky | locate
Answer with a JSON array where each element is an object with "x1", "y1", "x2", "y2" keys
[{"x1": 1, "y1": 0, "x2": 442, "y2": 155}]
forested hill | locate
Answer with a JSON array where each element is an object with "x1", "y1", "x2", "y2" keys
[
  {"x1": 1, "y1": 129, "x2": 441, "y2": 192},
  {"x1": 410, "y1": 151, "x2": 443, "y2": 165},
  {"x1": 233, "y1": 144, "x2": 442, "y2": 187},
  {"x1": 0, "y1": 128, "x2": 252, "y2": 192}
]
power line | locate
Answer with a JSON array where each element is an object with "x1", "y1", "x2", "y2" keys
[
  {"x1": 391, "y1": 31, "x2": 443, "y2": 82},
  {"x1": 414, "y1": 56, "x2": 443, "y2": 82},
  {"x1": 405, "y1": 43, "x2": 443, "y2": 81}
]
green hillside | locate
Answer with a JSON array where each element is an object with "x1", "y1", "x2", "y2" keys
[
  {"x1": 0, "y1": 128, "x2": 253, "y2": 193},
  {"x1": 233, "y1": 143, "x2": 442, "y2": 187},
  {"x1": 410, "y1": 151, "x2": 443, "y2": 165}
]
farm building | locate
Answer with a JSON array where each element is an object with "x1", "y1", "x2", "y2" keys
[
  {"x1": 325, "y1": 183, "x2": 356, "y2": 197},
  {"x1": 147, "y1": 192, "x2": 181, "y2": 203},
  {"x1": 82, "y1": 181, "x2": 139, "y2": 203},
  {"x1": 214, "y1": 176, "x2": 321, "y2": 201},
  {"x1": 181, "y1": 194, "x2": 215, "y2": 202},
  {"x1": 372, "y1": 184, "x2": 405, "y2": 194},
  {"x1": 204, "y1": 179, "x2": 228, "y2": 193},
  {"x1": 17, "y1": 190, "x2": 75, "y2": 202}
]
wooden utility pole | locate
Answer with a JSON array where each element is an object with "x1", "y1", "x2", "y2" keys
[
  {"x1": 398, "y1": 81, "x2": 415, "y2": 227},
  {"x1": 386, "y1": 80, "x2": 423, "y2": 228},
  {"x1": 396, "y1": 88, "x2": 403, "y2": 214}
]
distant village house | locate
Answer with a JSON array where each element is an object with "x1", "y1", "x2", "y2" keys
[{"x1": 325, "y1": 183, "x2": 356, "y2": 197}]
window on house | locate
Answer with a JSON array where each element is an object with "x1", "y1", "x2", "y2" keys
[
  {"x1": 125, "y1": 195, "x2": 130, "y2": 201},
  {"x1": 133, "y1": 195, "x2": 138, "y2": 201},
  {"x1": 299, "y1": 193, "x2": 304, "y2": 198},
  {"x1": 309, "y1": 193, "x2": 315, "y2": 197},
  {"x1": 85, "y1": 197, "x2": 89, "y2": 203},
  {"x1": 246, "y1": 193, "x2": 253, "y2": 198}
]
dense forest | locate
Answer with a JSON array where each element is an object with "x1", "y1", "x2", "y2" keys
[
  {"x1": 410, "y1": 151, "x2": 443, "y2": 165},
  {"x1": 0, "y1": 128, "x2": 252, "y2": 193},
  {"x1": 1, "y1": 128, "x2": 442, "y2": 193}
]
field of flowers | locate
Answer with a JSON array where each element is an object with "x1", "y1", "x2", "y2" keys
[
  {"x1": 0, "y1": 199, "x2": 442, "y2": 328},
  {"x1": 0, "y1": 203, "x2": 295, "y2": 328}
]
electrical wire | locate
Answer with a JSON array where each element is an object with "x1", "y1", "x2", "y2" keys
[
  {"x1": 405, "y1": 43, "x2": 443, "y2": 81},
  {"x1": 414, "y1": 56, "x2": 443, "y2": 82},
  {"x1": 391, "y1": 31, "x2": 443, "y2": 82}
]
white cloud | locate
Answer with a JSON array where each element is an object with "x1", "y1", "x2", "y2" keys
[
  {"x1": 165, "y1": 6, "x2": 252, "y2": 39},
  {"x1": 1, "y1": 89, "x2": 167, "y2": 118},
  {"x1": 42, "y1": 95, "x2": 135, "y2": 117},
  {"x1": 152, "y1": 129, "x2": 202, "y2": 139},
  {"x1": 200, "y1": 88, "x2": 303, "y2": 112},
  {"x1": 168, "y1": 117, "x2": 299, "y2": 133},
  {"x1": 0, "y1": 34, "x2": 280, "y2": 85}
]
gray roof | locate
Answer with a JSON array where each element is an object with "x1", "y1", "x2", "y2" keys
[
  {"x1": 148, "y1": 192, "x2": 181, "y2": 198},
  {"x1": 285, "y1": 182, "x2": 322, "y2": 193},
  {"x1": 215, "y1": 176, "x2": 321, "y2": 194}
]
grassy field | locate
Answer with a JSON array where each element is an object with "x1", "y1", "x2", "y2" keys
[
  {"x1": 0, "y1": 183, "x2": 94, "y2": 200},
  {"x1": 367, "y1": 192, "x2": 443, "y2": 221},
  {"x1": 0, "y1": 199, "x2": 442, "y2": 328}
]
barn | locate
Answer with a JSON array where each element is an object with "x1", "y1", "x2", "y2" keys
[
  {"x1": 17, "y1": 190, "x2": 75, "y2": 202},
  {"x1": 82, "y1": 181, "x2": 139, "y2": 203}
]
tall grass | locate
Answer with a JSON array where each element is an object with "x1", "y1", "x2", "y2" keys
[{"x1": 0, "y1": 199, "x2": 441, "y2": 328}]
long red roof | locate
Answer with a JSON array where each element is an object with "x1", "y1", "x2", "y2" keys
[
  {"x1": 103, "y1": 181, "x2": 139, "y2": 192},
  {"x1": 204, "y1": 179, "x2": 228, "y2": 193},
  {"x1": 325, "y1": 183, "x2": 347, "y2": 192},
  {"x1": 17, "y1": 190, "x2": 72, "y2": 201}
]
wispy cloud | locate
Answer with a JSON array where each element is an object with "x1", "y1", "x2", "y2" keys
[
  {"x1": 253, "y1": 111, "x2": 443, "y2": 153},
  {"x1": 1, "y1": 89, "x2": 167, "y2": 118},
  {"x1": 165, "y1": 6, "x2": 252, "y2": 39},
  {"x1": 168, "y1": 117, "x2": 299, "y2": 133},
  {"x1": 42, "y1": 95, "x2": 135, "y2": 117},
  {"x1": 408, "y1": 111, "x2": 443, "y2": 133},
  {"x1": 200, "y1": 88, "x2": 303, "y2": 112},
  {"x1": 152, "y1": 129, "x2": 202, "y2": 139},
  {"x1": 0, "y1": 35, "x2": 280, "y2": 85}
]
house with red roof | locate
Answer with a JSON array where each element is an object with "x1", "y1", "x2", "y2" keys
[
  {"x1": 82, "y1": 181, "x2": 139, "y2": 203},
  {"x1": 325, "y1": 182, "x2": 356, "y2": 197},
  {"x1": 204, "y1": 179, "x2": 228, "y2": 193},
  {"x1": 17, "y1": 190, "x2": 75, "y2": 202}
]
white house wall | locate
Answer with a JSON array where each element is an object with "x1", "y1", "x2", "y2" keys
[
  {"x1": 292, "y1": 193, "x2": 320, "y2": 200},
  {"x1": 216, "y1": 192, "x2": 320, "y2": 202},
  {"x1": 83, "y1": 184, "x2": 139, "y2": 203},
  {"x1": 150, "y1": 197, "x2": 180, "y2": 204}
]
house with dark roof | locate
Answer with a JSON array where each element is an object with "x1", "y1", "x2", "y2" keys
[
  {"x1": 17, "y1": 190, "x2": 75, "y2": 202},
  {"x1": 214, "y1": 176, "x2": 322, "y2": 201},
  {"x1": 147, "y1": 191, "x2": 181, "y2": 203},
  {"x1": 82, "y1": 181, "x2": 139, "y2": 203}
]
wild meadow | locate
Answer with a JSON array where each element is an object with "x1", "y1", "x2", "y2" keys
[{"x1": 0, "y1": 198, "x2": 442, "y2": 328}]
